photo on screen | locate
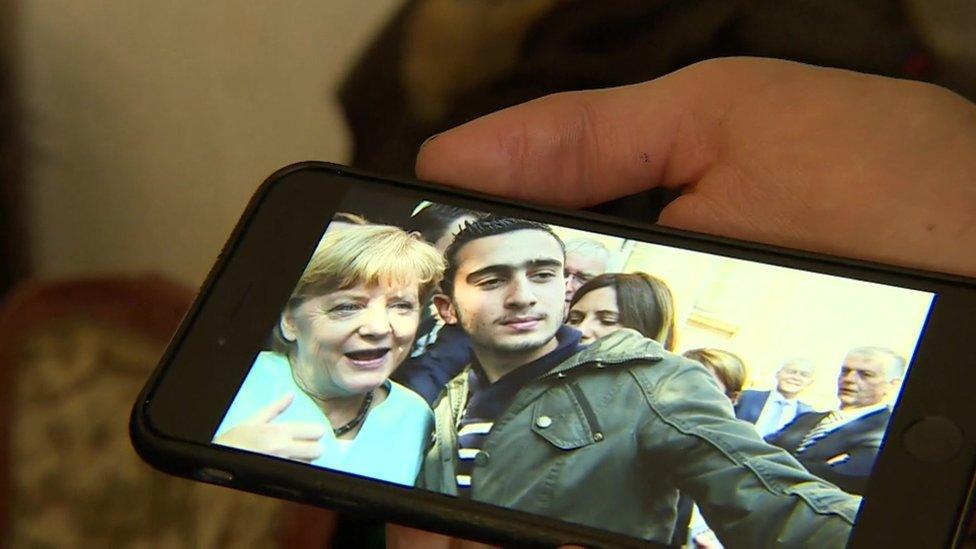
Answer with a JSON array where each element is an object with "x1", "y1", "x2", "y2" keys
[{"x1": 212, "y1": 193, "x2": 934, "y2": 546}]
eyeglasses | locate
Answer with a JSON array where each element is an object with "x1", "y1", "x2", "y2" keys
[{"x1": 565, "y1": 270, "x2": 594, "y2": 287}]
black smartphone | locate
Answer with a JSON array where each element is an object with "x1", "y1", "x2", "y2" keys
[{"x1": 131, "y1": 162, "x2": 976, "y2": 548}]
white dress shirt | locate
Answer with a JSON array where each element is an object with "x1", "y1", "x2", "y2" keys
[{"x1": 754, "y1": 390, "x2": 801, "y2": 437}]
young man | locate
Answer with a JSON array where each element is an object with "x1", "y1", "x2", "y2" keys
[
  {"x1": 767, "y1": 347, "x2": 904, "y2": 495},
  {"x1": 419, "y1": 216, "x2": 860, "y2": 546},
  {"x1": 736, "y1": 358, "x2": 817, "y2": 437}
]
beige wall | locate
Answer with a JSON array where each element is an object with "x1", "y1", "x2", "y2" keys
[
  {"x1": 625, "y1": 242, "x2": 932, "y2": 411},
  {"x1": 18, "y1": 1, "x2": 403, "y2": 286}
]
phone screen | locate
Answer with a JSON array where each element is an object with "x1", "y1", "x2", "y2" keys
[{"x1": 210, "y1": 186, "x2": 934, "y2": 546}]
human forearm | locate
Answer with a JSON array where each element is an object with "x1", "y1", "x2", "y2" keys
[{"x1": 638, "y1": 361, "x2": 858, "y2": 546}]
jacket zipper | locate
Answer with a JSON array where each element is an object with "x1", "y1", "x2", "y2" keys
[{"x1": 568, "y1": 382, "x2": 603, "y2": 439}]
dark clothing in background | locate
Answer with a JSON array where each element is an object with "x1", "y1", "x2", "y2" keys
[
  {"x1": 394, "y1": 323, "x2": 473, "y2": 405},
  {"x1": 767, "y1": 408, "x2": 891, "y2": 495},
  {"x1": 735, "y1": 388, "x2": 815, "y2": 426},
  {"x1": 340, "y1": 0, "x2": 929, "y2": 225}
]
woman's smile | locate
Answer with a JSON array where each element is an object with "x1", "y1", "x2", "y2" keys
[{"x1": 344, "y1": 347, "x2": 392, "y2": 369}]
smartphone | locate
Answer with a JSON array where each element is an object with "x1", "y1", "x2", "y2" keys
[{"x1": 131, "y1": 162, "x2": 976, "y2": 548}]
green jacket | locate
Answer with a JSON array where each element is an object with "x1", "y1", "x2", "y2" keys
[{"x1": 418, "y1": 330, "x2": 860, "y2": 547}]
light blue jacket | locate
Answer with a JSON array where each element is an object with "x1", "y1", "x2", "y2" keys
[{"x1": 215, "y1": 351, "x2": 433, "y2": 486}]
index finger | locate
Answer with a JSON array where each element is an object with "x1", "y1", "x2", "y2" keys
[{"x1": 247, "y1": 392, "x2": 295, "y2": 424}]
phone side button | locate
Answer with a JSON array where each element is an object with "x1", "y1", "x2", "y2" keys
[
  {"x1": 195, "y1": 467, "x2": 235, "y2": 484},
  {"x1": 902, "y1": 416, "x2": 964, "y2": 464},
  {"x1": 259, "y1": 484, "x2": 304, "y2": 500}
]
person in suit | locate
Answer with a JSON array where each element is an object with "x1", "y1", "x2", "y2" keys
[
  {"x1": 767, "y1": 347, "x2": 906, "y2": 495},
  {"x1": 735, "y1": 358, "x2": 816, "y2": 437}
]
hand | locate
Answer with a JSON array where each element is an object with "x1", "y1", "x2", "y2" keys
[
  {"x1": 694, "y1": 528, "x2": 723, "y2": 548},
  {"x1": 214, "y1": 393, "x2": 326, "y2": 462},
  {"x1": 417, "y1": 57, "x2": 976, "y2": 278}
]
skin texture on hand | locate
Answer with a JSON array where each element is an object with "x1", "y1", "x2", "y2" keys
[
  {"x1": 213, "y1": 393, "x2": 325, "y2": 461},
  {"x1": 416, "y1": 57, "x2": 976, "y2": 278}
]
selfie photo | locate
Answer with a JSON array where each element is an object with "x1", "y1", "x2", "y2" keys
[{"x1": 212, "y1": 193, "x2": 933, "y2": 547}]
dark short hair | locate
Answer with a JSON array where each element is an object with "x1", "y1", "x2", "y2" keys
[
  {"x1": 569, "y1": 272, "x2": 676, "y2": 351},
  {"x1": 440, "y1": 216, "x2": 565, "y2": 297},
  {"x1": 405, "y1": 203, "x2": 481, "y2": 245}
]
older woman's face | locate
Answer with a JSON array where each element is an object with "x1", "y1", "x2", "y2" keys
[
  {"x1": 566, "y1": 285, "x2": 622, "y2": 345},
  {"x1": 283, "y1": 281, "x2": 420, "y2": 398}
]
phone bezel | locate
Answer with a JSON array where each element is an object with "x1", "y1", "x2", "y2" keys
[{"x1": 131, "y1": 162, "x2": 976, "y2": 548}]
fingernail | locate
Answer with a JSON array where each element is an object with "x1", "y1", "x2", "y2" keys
[{"x1": 419, "y1": 133, "x2": 440, "y2": 151}]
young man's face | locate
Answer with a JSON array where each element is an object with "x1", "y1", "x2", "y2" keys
[{"x1": 438, "y1": 229, "x2": 566, "y2": 357}]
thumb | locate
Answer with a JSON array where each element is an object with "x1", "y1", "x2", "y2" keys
[
  {"x1": 415, "y1": 58, "x2": 785, "y2": 208},
  {"x1": 248, "y1": 392, "x2": 295, "y2": 424}
]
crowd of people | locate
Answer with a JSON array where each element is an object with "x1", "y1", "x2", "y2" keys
[{"x1": 211, "y1": 198, "x2": 912, "y2": 547}]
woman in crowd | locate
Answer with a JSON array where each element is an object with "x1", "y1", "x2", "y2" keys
[
  {"x1": 683, "y1": 348, "x2": 747, "y2": 404},
  {"x1": 565, "y1": 272, "x2": 676, "y2": 350},
  {"x1": 213, "y1": 224, "x2": 444, "y2": 486}
]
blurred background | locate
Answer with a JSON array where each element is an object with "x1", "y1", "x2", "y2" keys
[{"x1": 1, "y1": 0, "x2": 975, "y2": 547}]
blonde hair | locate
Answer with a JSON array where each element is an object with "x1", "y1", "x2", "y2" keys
[
  {"x1": 273, "y1": 225, "x2": 444, "y2": 354},
  {"x1": 292, "y1": 224, "x2": 444, "y2": 303}
]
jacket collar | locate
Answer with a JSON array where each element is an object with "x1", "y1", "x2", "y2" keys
[
  {"x1": 440, "y1": 329, "x2": 667, "y2": 409},
  {"x1": 546, "y1": 328, "x2": 665, "y2": 377}
]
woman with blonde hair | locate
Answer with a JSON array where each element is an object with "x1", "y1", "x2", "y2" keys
[{"x1": 214, "y1": 223, "x2": 444, "y2": 486}]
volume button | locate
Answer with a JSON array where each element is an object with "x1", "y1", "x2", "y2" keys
[{"x1": 196, "y1": 467, "x2": 234, "y2": 484}]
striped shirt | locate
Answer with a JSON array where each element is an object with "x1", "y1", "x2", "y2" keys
[{"x1": 455, "y1": 326, "x2": 582, "y2": 496}]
